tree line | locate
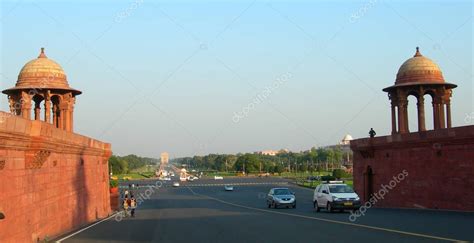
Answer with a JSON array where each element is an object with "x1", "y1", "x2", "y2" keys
[
  {"x1": 173, "y1": 147, "x2": 349, "y2": 174},
  {"x1": 109, "y1": 154, "x2": 159, "y2": 174}
]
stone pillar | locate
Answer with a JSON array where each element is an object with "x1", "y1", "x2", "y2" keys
[
  {"x1": 70, "y1": 107, "x2": 74, "y2": 132},
  {"x1": 439, "y1": 100, "x2": 446, "y2": 129},
  {"x1": 44, "y1": 92, "x2": 51, "y2": 123},
  {"x1": 391, "y1": 103, "x2": 397, "y2": 134},
  {"x1": 8, "y1": 96, "x2": 18, "y2": 115},
  {"x1": 404, "y1": 101, "x2": 409, "y2": 133},
  {"x1": 59, "y1": 108, "x2": 66, "y2": 130},
  {"x1": 44, "y1": 100, "x2": 51, "y2": 123},
  {"x1": 417, "y1": 95, "x2": 426, "y2": 131},
  {"x1": 64, "y1": 109, "x2": 71, "y2": 132},
  {"x1": 397, "y1": 106, "x2": 403, "y2": 134},
  {"x1": 53, "y1": 104, "x2": 58, "y2": 128},
  {"x1": 20, "y1": 92, "x2": 32, "y2": 120},
  {"x1": 58, "y1": 108, "x2": 64, "y2": 129},
  {"x1": 433, "y1": 100, "x2": 440, "y2": 130},
  {"x1": 446, "y1": 101, "x2": 452, "y2": 128},
  {"x1": 398, "y1": 99, "x2": 409, "y2": 134},
  {"x1": 34, "y1": 102, "x2": 41, "y2": 120}
]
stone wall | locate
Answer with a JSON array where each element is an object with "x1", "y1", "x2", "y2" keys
[
  {"x1": 351, "y1": 125, "x2": 474, "y2": 211},
  {"x1": 0, "y1": 111, "x2": 112, "y2": 242}
]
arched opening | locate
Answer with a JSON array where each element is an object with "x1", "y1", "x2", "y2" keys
[
  {"x1": 424, "y1": 92, "x2": 435, "y2": 131},
  {"x1": 32, "y1": 94, "x2": 44, "y2": 121},
  {"x1": 407, "y1": 94, "x2": 418, "y2": 132},
  {"x1": 364, "y1": 166, "x2": 374, "y2": 202},
  {"x1": 51, "y1": 95, "x2": 61, "y2": 128}
]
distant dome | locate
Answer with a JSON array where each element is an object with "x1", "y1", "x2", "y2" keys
[
  {"x1": 341, "y1": 134, "x2": 353, "y2": 145},
  {"x1": 395, "y1": 47, "x2": 444, "y2": 85},
  {"x1": 2, "y1": 48, "x2": 81, "y2": 95}
]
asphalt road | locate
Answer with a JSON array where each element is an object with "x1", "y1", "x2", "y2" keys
[{"x1": 58, "y1": 177, "x2": 474, "y2": 243}]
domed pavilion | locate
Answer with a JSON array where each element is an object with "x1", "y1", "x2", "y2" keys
[
  {"x1": 383, "y1": 47, "x2": 457, "y2": 134},
  {"x1": 2, "y1": 48, "x2": 81, "y2": 132}
]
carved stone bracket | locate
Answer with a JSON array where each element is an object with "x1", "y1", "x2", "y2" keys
[{"x1": 0, "y1": 160, "x2": 5, "y2": 170}]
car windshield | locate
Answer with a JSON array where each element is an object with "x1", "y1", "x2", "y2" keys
[
  {"x1": 328, "y1": 185, "x2": 354, "y2": 193},
  {"x1": 274, "y1": 189, "x2": 291, "y2": 195}
]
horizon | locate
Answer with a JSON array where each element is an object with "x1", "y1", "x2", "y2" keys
[{"x1": 1, "y1": 0, "x2": 472, "y2": 158}]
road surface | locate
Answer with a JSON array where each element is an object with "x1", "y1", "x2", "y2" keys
[{"x1": 57, "y1": 177, "x2": 474, "y2": 243}]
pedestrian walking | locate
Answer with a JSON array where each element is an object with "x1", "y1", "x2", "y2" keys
[
  {"x1": 130, "y1": 196, "x2": 137, "y2": 217},
  {"x1": 122, "y1": 195, "x2": 129, "y2": 217}
]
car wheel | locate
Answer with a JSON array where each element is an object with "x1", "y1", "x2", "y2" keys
[
  {"x1": 293, "y1": 204, "x2": 296, "y2": 209},
  {"x1": 272, "y1": 202, "x2": 277, "y2": 209},
  {"x1": 314, "y1": 201, "x2": 320, "y2": 212},
  {"x1": 267, "y1": 202, "x2": 271, "y2": 208},
  {"x1": 327, "y1": 202, "x2": 333, "y2": 213}
]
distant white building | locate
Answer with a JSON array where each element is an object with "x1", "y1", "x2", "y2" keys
[
  {"x1": 161, "y1": 152, "x2": 169, "y2": 164},
  {"x1": 323, "y1": 134, "x2": 354, "y2": 168},
  {"x1": 257, "y1": 149, "x2": 288, "y2": 156},
  {"x1": 340, "y1": 134, "x2": 353, "y2": 145}
]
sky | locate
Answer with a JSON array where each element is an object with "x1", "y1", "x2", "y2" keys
[{"x1": 0, "y1": 0, "x2": 472, "y2": 158}]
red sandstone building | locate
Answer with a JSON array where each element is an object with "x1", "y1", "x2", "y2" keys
[
  {"x1": 0, "y1": 49, "x2": 112, "y2": 242},
  {"x1": 351, "y1": 48, "x2": 474, "y2": 211}
]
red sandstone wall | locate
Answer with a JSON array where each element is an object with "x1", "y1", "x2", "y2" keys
[
  {"x1": 351, "y1": 125, "x2": 474, "y2": 211},
  {"x1": 0, "y1": 111, "x2": 112, "y2": 242}
]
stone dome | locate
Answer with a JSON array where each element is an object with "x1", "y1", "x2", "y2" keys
[
  {"x1": 3, "y1": 48, "x2": 81, "y2": 95},
  {"x1": 340, "y1": 134, "x2": 353, "y2": 145},
  {"x1": 395, "y1": 47, "x2": 445, "y2": 85}
]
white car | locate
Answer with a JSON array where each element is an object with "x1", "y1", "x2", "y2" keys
[
  {"x1": 164, "y1": 177, "x2": 171, "y2": 181},
  {"x1": 172, "y1": 182, "x2": 180, "y2": 187},
  {"x1": 313, "y1": 182, "x2": 361, "y2": 212},
  {"x1": 224, "y1": 185, "x2": 234, "y2": 191},
  {"x1": 214, "y1": 176, "x2": 223, "y2": 180}
]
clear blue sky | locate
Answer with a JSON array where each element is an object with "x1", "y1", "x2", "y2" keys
[{"x1": 1, "y1": 0, "x2": 472, "y2": 158}]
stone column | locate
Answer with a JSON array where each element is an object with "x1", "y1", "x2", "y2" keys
[
  {"x1": 59, "y1": 108, "x2": 65, "y2": 130},
  {"x1": 391, "y1": 103, "x2": 397, "y2": 134},
  {"x1": 52, "y1": 104, "x2": 58, "y2": 127},
  {"x1": 446, "y1": 101, "x2": 452, "y2": 128},
  {"x1": 398, "y1": 99, "x2": 409, "y2": 134},
  {"x1": 70, "y1": 107, "x2": 74, "y2": 132},
  {"x1": 34, "y1": 102, "x2": 41, "y2": 120},
  {"x1": 439, "y1": 100, "x2": 446, "y2": 129},
  {"x1": 8, "y1": 96, "x2": 18, "y2": 115},
  {"x1": 44, "y1": 92, "x2": 51, "y2": 123},
  {"x1": 417, "y1": 95, "x2": 426, "y2": 131},
  {"x1": 64, "y1": 109, "x2": 71, "y2": 132},
  {"x1": 20, "y1": 91, "x2": 32, "y2": 120},
  {"x1": 433, "y1": 100, "x2": 439, "y2": 130},
  {"x1": 404, "y1": 101, "x2": 409, "y2": 133},
  {"x1": 69, "y1": 96, "x2": 75, "y2": 132}
]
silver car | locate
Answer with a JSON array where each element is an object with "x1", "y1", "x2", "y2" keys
[{"x1": 267, "y1": 188, "x2": 296, "y2": 209}]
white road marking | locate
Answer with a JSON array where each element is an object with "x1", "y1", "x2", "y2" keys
[
  {"x1": 185, "y1": 187, "x2": 465, "y2": 242},
  {"x1": 55, "y1": 212, "x2": 119, "y2": 242}
]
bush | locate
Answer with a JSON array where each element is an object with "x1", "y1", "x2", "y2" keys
[
  {"x1": 332, "y1": 169, "x2": 351, "y2": 179},
  {"x1": 109, "y1": 179, "x2": 119, "y2": 188}
]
